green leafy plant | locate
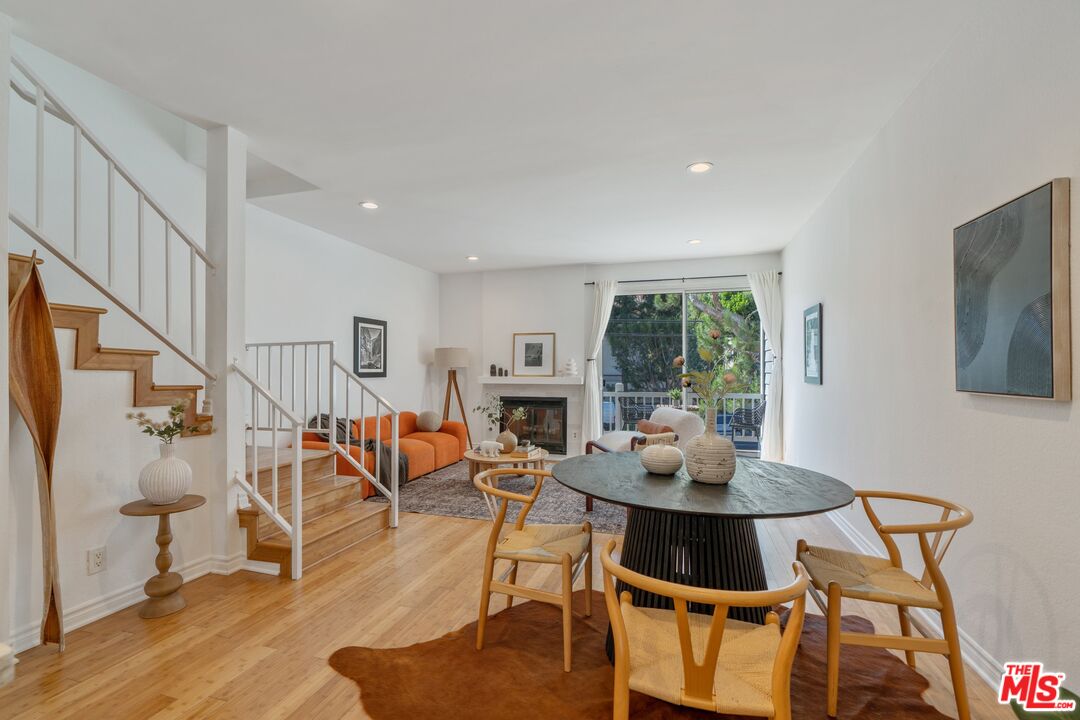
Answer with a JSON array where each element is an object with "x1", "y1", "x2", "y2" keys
[
  {"x1": 673, "y1": 327, "x2": 744, "y2": 411},
  {"x1": 126, "y1": 400, "x2": 195, "y2": 444},
  {"x1": 473, "y1": 394, "x2": 525, "y2": 432},
  {"x1": 667, "y1": 387, "x2": 682, "y2": 403}
]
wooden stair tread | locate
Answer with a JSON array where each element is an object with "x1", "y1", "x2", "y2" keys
[
  {"x1": 97, "y1": 346, "x2": 160, "y2": 357},
  {"x1": 263, "y1": 473, "x2": 359, "y2": 502},
  {"x1": 246, "y1": 446, "x2": 335, "y2": 470},
  {"x1": 49, "y1": 302, "x2": 107, "y2": 315},
  {"x1": 9, "y1": 252, "x2": 44, "y2": 265},
  {"x1": 237, "y1": 474, "x2": 360, "y2": 512},
  {"x1": 263, "y1": 501, "x2": 388, "y2": 546},
  {"x1": 10, "y1": 254, "x2": 212, "y2": 437}
]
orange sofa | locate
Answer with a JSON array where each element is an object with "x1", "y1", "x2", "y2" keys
[{"x1": 302, "y1": 411, "x2": 468, "y2": 498}]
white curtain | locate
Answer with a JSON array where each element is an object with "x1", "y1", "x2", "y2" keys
[
  {"x1": 582, "y1": 280, "x2": 618, "y2": 454},
  {"x1": 748, "y1": 271, "x2": 783, "y2": 461}
]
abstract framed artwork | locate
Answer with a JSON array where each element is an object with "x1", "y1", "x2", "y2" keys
[
  {"x1": 954, "y1": 179, "x2": 1071, "y2": 400},
  {"x1": 512, "y1": 332, "x2": 555, "y2": 377},
  {"x1": 804, "y1": 304, "x2": 822, "y2": 385},
  {"x1": 353, "y1": 316, "x2": 387, "y2": 378}
]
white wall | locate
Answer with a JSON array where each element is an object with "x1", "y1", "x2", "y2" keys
[
  {"x1": 440, "y1": 253, "x2": 781, "y2": 451},
  {"x1": 7, "y1": 40, "x2": 216, "y2": 652},
  {"x1": 781, "y1": 0, "x2": 1080, "y2": 681},
  {"x1": 245, "y1": 204, "x2": 441, "y2": 414}
]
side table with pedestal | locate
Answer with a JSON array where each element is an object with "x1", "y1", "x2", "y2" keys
[
  {"x1": 464, "y1": 447, "x2": 549, "y2": 519},
  {"x1": 119, "y1": 494, "x2": 206, "y2": 619}
]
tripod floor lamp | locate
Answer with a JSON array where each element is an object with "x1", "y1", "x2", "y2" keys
[{"x1": 435, "y1": 347, "x2": 472, "y2": 448}]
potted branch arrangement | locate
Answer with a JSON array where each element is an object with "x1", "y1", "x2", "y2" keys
[
  {"x1": 473, "y1": 394, "x2": 527, "y2": 452},
  {"x1": 128, "y1": 400, "x2": 196, "y2": 504},
  {"x1": 674, "y1": 329, "x2": 744, "y2": 484}
]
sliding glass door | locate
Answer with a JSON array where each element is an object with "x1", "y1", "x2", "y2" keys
[{"x1": 601, "y1": 287, "x2": 765, "y2": 453}]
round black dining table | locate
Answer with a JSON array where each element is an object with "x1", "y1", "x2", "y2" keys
[{"x1": 552, "y1": 451, "x2": 854, "y2": 631}]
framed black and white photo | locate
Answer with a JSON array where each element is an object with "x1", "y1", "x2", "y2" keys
[
  {"x1": 353, "y1": 317, "x2": 387, "y2": 378},
  {"x1": 804, "y1": 304, "x2": 822, "y2": 385},
  {"x1": 954, "y1": 179, "x2": 1071, "y2": 400},
  {"x1": 512, "y1": 332, "x2": 555, "y2": 377}
]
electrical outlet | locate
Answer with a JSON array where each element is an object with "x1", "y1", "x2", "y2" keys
[
  {"x1": 87, "y1": 546, "x2": 106, "y2": 575},
  {"x1": 571, "y1": 431, "x2": 579, "y2": 440}
]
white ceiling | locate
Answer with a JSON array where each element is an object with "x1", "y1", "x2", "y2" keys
[{"x1": 0, "y1": 1, "x2": 975, "y2": 273}]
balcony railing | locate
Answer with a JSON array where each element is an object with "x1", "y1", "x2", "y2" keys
[{"x1": 601, "y1": 391, "x2": 764, "y2": 454}]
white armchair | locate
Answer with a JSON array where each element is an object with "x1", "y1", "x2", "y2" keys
[
  {"x1": 585, "y1": 407, "x2": 706, "y2": 512},
  {"x1": 594, "y1": 406, "x2": 705, "y2": 453}
]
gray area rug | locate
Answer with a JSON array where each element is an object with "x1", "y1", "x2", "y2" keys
[{"x1": 370, "y1": 460, "x2": 627, "y2": 534}]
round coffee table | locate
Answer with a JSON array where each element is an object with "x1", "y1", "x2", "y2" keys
[
  {"x1": 465, "y1": 447, "x2": 550, "y2": 519},
  {"x1": 552, "y1": 452, "x2": 853, "y2": 628}
]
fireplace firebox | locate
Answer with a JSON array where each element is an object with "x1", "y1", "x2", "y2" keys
[{"x1": 500, "y1": 396, "x2": 568, "y2": 455}]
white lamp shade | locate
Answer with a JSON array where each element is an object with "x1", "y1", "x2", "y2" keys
[{"x1": 434, "y1": 347, "x2": 469, "y2": 368}]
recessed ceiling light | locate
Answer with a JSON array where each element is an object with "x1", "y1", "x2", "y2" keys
[
  {"x1": 360, "y1": 201, "x2": 379, "y2": 210},
  {"x1": 687, "y1": 239, "x2": 703, "y2": 245},
  {"x1": 466, "y1": 256, "x2": 480, "y2": 262},
  {"x1": 687, "y1": 162, "x2": 713, "y2": 174}
]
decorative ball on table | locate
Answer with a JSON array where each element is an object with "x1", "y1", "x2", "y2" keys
[
  {"x1": 416, "y1": 410, "x2": 442, "y2": 432},
  {"x1": 639, "y1": 444, "x2": 684, "y2": 475}
]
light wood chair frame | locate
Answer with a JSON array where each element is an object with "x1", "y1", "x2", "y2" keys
[
  {"x1": 797, "y1": 489, "x2": 974, "y2": 719},
  {"x1": 600, "y1": 539, "x2": 810, "y2": 720},
  {"x1": 474, "y1": 467, "x2": 593, "y2": 672}
]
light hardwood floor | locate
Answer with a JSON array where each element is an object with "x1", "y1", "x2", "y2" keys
[{"x1": 1, "y1": 509, "x2": 1011, "y2": 719}]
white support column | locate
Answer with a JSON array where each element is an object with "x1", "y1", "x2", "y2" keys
[
  {"x1": 205, "y1": 126, "x2": 247, "y2": 567},
  {"x1": 0, "y1": 14, "x2": 14, "y2": 671}
]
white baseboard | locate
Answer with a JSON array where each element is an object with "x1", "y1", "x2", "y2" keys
[
  {"x1": 825, "y1": 510, "x2": 1003, "y2": 689},
  {"x1": 12, "y1": 550, "x2": 254, "y2": 654}
]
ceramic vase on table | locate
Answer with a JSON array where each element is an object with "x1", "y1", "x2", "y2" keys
[
  {"x1": 138, "y1": 444, "x2": 192, "y2": 505},
  {"x1": 495, "y1": 429, "x2": 518, "y2": 453},
  {"x1": 684, "y1": 407, "x2": 737, "y2": 484}
]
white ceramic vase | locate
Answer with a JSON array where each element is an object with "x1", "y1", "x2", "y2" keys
[
  {"x1": 639, "y1": 444, "x2": 684, "y2": 475},
  {"x1": 684, "y1": 408, "x2": 737, "y2": 484},
  {"x1": 138, "y1": 443, "x2": 192, "y2": 505},
  {"x1": 496, "y1": 429, "x2": 518, "y2": 453}
]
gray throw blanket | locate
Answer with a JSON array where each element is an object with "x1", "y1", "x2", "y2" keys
[
  {"x1": 363, "y1": 439, "x2": 409, "y2": 491},
  {"x1": 307, "y1": 414, "x2": 409, "y2": 490}
]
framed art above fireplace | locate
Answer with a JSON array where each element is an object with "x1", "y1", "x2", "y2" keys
[{"x1": 512, "y1": 332, "x2": 555, "y2": 377}]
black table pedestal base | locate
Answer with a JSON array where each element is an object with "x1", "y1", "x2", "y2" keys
[{"x1": 606, "y1": 507, "x2": 769, "y2": 660}]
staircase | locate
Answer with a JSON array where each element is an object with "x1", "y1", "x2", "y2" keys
[
  {"x1": 9, "y1": 53, "x2": 400, "y2": 585},
  {"x1": 237, "y1": 448, "x2": 389, "y2": 576},
  {"x1": 8, "y1": 254, "x2": 211, "y2": 433}
]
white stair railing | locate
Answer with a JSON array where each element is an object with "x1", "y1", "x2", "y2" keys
[
  {"x1": 233, "y1": 361, "x2": 304, "y2": 579},
  {"x1": 8, "y1": 54, "x2": 215, "y2": 382},
  {"x1": 244, "y1": 341, "x2": 400, "y2": 528}
]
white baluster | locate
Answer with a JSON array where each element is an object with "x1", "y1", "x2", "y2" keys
[
  {"x1": 35, "y1": 84, "x2": 44, "y2": 228},
  {"x1": 107, "y1": 162, "x2": 115, "y2": 285},
  {"x1": 164, "y1": 224, "x2": 172, "y2": 333},
  {"x1": 73, "y1": 126, "x2": 81, "y2": 258},
  {"x1": 190, "y1": 247, "x2": 197, "y2": 356},
  {"x1": 271, "y1": 411, "x2": 279, "y2": 514},
  {"x1": 137, "y1": 193, "x2": 145, "y2": 311}
]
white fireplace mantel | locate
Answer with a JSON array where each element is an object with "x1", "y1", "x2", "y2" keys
[{"x1": 477, "y1": 376, "x2": 583, "y2": 386}]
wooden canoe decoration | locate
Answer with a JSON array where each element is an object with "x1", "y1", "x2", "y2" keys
[{"x1": 8, "y1": 251, "x2": 65, "y2": 650}]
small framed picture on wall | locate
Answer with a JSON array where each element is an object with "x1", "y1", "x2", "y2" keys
[
  {"x1": 354, "y1": 316, "x2": 387, "y2": 378},
  {"x1": 804, "y1": 304, "x2": 822, "y2": 385},
  {"x1": 513, "y1": 332, "x2": 555, "y2": 377}
]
